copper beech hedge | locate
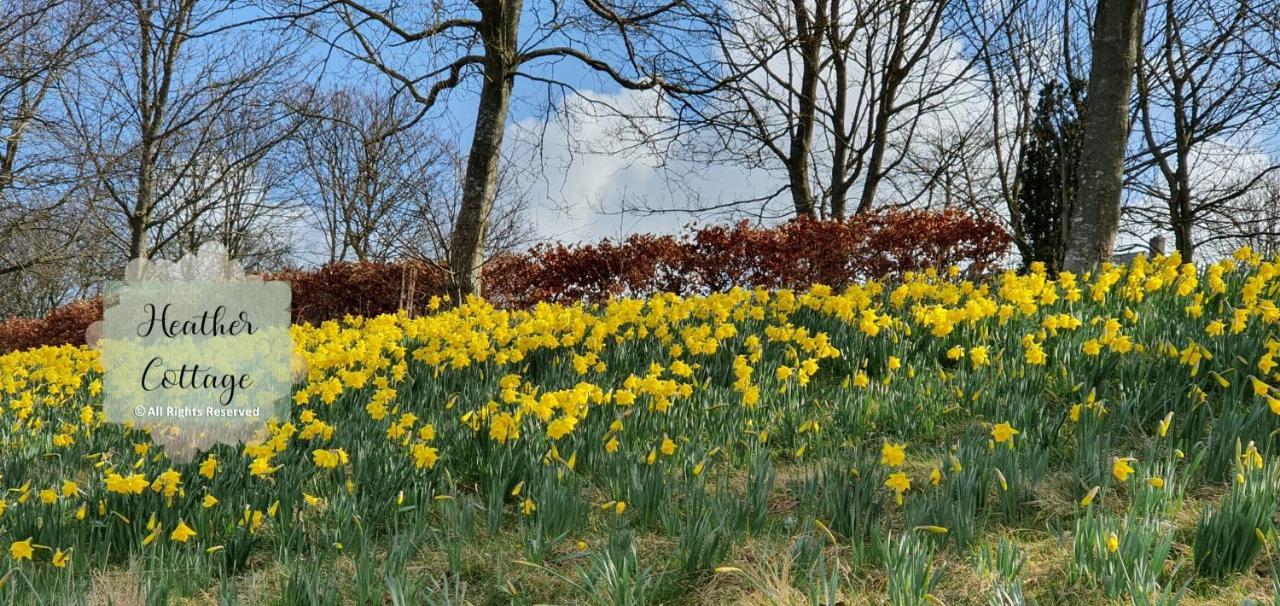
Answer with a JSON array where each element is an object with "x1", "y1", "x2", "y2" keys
[{"x1": 0, "y1": 209, "x2": 1009, "y2": 353}]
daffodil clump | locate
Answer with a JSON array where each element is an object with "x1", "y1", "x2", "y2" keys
[{"x1": 2, "y1": 250, "x2": 1280, "y2": 602}]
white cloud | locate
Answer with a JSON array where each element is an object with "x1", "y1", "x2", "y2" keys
[{"x1": 506, "y1": 89, "x2": 783, "y2": 243}]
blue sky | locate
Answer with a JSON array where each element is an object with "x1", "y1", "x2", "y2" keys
[
  {"x1": 224, "y1": 1, "x2": 1280, "y2": 256},
  {"x1": 282, "y1": 3, "x2": 632, "y2": 152},
  {"x1": 253, "y1": 1, "x2": 740, "y2": 244}
]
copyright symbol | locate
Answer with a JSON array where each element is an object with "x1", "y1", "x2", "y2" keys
[{"x1": 134, "y1": 405, "x2": 146, "y2": 417}]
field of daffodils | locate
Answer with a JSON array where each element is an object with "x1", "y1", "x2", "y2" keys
[{"x1": 3, "y1": 251, "x2": 1280, "y2": 604}]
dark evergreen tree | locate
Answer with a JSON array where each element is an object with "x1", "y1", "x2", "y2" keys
[{"x1": 1017, "y1": 80, "x2": 1085, "y2": 274}]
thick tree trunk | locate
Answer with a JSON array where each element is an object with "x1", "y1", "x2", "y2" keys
[
  {"x1": 131, "y1": 134, "x2": 153, "y2": 261},
  {"x1": 447, "y1": 0, "x2": 521, "y2": 301},
  {"x1": 448, "y1": 61, "x2": 512, "y2": 301},
  {"x1": 787, "y1": 157, "x2": 816, "y2": 219},
  {"x1": 128, "y1": 201, "x2": 149, "y2": 259},
  {"x1": 787, "y1": 0, "x2": 824, "y2": 219},
  {"x1": 1062, "y1": 0, "x2": 1143, "y2": 273},
  {"x1": 828, "y1": 93, "x2": 850, "y2": 218}
]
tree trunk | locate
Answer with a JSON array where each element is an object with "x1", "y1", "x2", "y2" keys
[
  {"x1": 132, "y1": 109, "x2": 153, "y2": 260},
  {"x1": 128, "y1": 201, "x2": 149, "y2": 259},
  {"x1": 827, "y1": 0, "x2": 849, "y2": 220},
  {"x1": 1171, "y1": 102, "x2": 1194, "y2": 262},
  {"x1": 447, "y1": 0, "x2": 521, "y2": 301},
  {"x1": 1170, "y1": 188, "x2": 1194, "y2": 261},
  {"x1": 856, "y1": 0, "x2": 910, "y2": 215},
  {"x1": 856, "y1": 103, "x2": 892, "y2": 214},
  {"x1": 1062, "y1": 0, "x2": 1143, "y2": 273},
  {"x1": 132, "y1": 0, "x2": 154, "y2": 262},
  {"x1": 787, "y1": 0, "x2": 824, "y2": 219}
]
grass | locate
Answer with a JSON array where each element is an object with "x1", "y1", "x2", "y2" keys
[{"x1": 32, "y1": 463, "x2": 1276, "y2": 605}]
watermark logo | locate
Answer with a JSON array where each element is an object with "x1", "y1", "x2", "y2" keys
[{"x1": 95, "y1": 244, "x2": 293, "y2": 461}]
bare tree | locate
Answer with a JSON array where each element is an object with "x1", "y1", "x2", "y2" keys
[
  {"x1": 294, "y1": 87, "x2": 454, "y2": 263},
  {"x1": 1200, "y1": 175, "x2": 1280, "y2": 258},
  {"x1": 0, "y1": 0, "x2": 98, "y2": 282},
  {"x1": 773, "y1": 0, "x2": 826, "y2": 217},
  {"x1": 298, "y1": 0, "x2": 723, "y2": 300},
  {"x1": 612, "y1": 0, "x2": 1009, "y2": 222},
  {"x1": 170, "y1": 108, "x2": 302, "y2": 271},
  {"x1": 632, "y1": 0, "x2": 834, "y2": 219},
  {"x1": 896, "y1": 112, "x2": 991, "y2": 210},
  {"x1": 1126, "y1": 0, "x2": 1280, "y2": 261},
  {"x1": 954, "y1": 0, "x2": 1083, "y2": 264},
  {"x1": 841, "y1": 0, "x2": 968, "y2": 216},
  {"x1": 1063, "y1": 0, "x2": 1144, "y2": 273},
  {"x1": 65, "y1": 0, "x2": 303, "y2": 267}
]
